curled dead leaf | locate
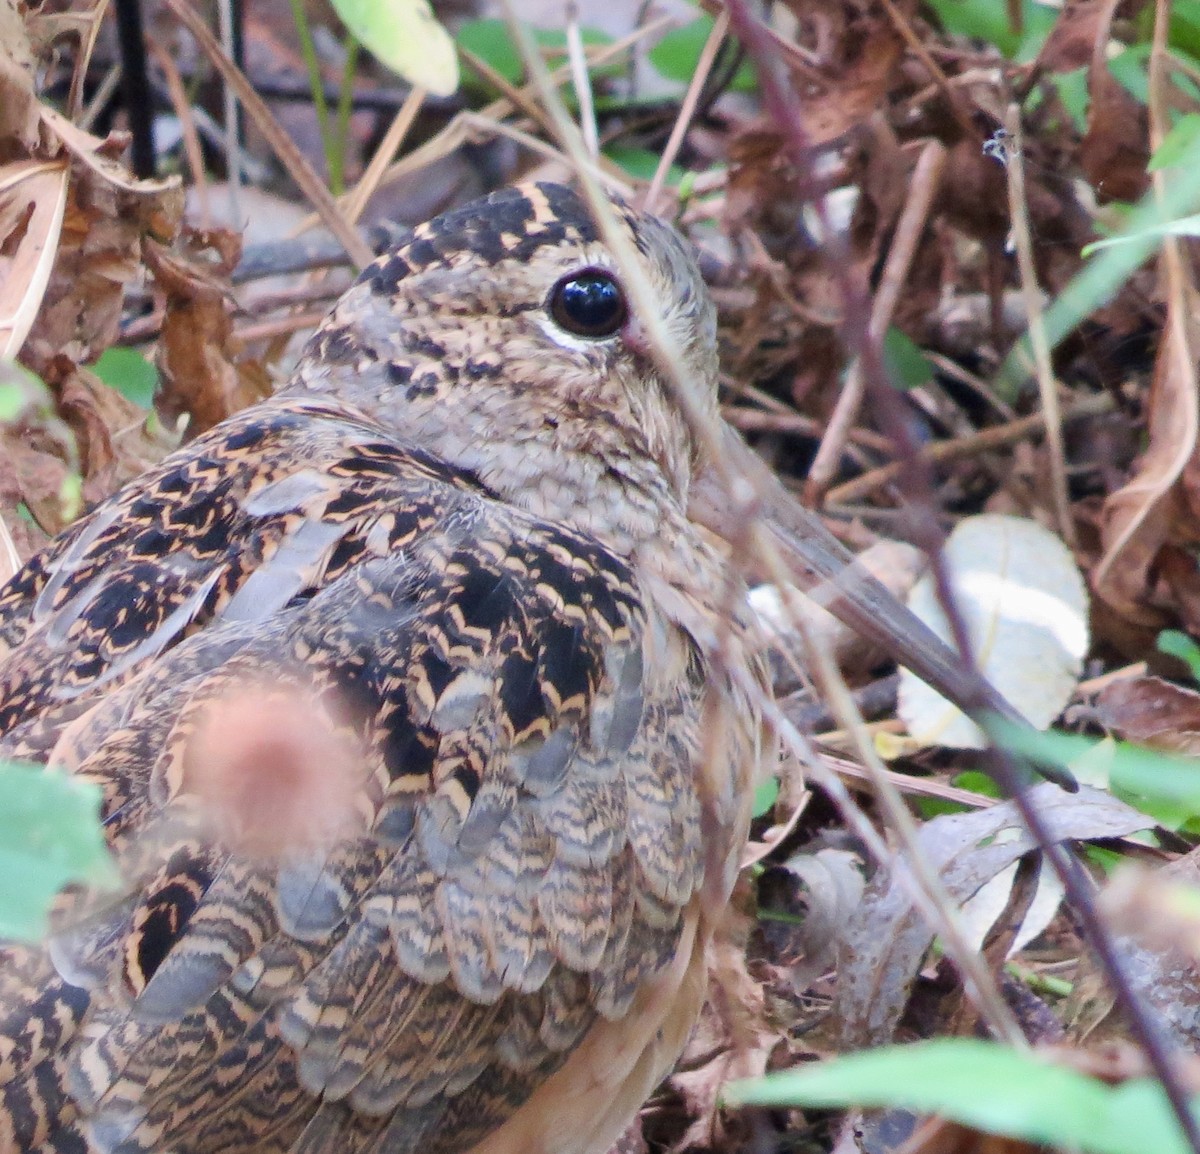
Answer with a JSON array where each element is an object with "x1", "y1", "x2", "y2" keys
[
  {"x1": 1097, "y1": 309, "x2": 1199, "y2": 630},
  {"x1": 759, "y1": 846, "x2": 866, "y2": 990},
  {"x1": 58, "y1": 364, "x2": 177, "y2": 500},
  {"x1": 147, "y1": 231, "x2": 273, "y2": 437},
  {"x1": 1081, "y1": 11, "x2": 1149, "y2": 204}
]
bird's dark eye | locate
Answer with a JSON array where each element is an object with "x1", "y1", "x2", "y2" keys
[{"x1": 548, "y1": 271, "x2": 627, "y2": 338}]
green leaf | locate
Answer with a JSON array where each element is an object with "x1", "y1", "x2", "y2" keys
[
  {"x1": 0, "y1": 362, "x2": 54, "y2": 421},
  {"x1": 1169, "y1": 2, "x2": 1200, "y2": 60},
  {"x1": 997, "y1": 117, "x2": 1200, "y2": 396},
  {"x1": 994, "y1": 721, "x2": 1200, "y2": 825},
  {"x1": 924, "y1": 0, "x2": 1057, "y2": 61},
  {"x1": 1108, "y1": 45, "x2": 1151, "y2": 105},
  {"x1": 603, "y1": 145, "x2": 685, "y2": 186},
  {"x1": 1048, "y1": 66, "x2": 1089, "y2": 133},
  {"x1": 1152, "y1": 113, "x2": 1200, "y2": 171},
  {"x1": 1158, "y1": 629, "x2": 1200, "y2": 681},
  {"x1": 0, "y1": 383, "x2": 25, "y2": 422},
  {"x1": 90, "y1": 347, "x2": 159, "y2": 410},
  {"x1": 724, "y1": 1039, "x2": 1194, "y2": 1154},
  {"x1": 457, "y1": 17, "x2": 524, "y2": 85},
  {"x1": 1080, "y1": 213, "x2": 1200, "y2": 256},
  {"x1": 457, "y1": 19, "x2": 616, "y2": 92},
  {"x1": 0, "y1": 761, "x2": 118, "y2": 941},
  {"x1": 330, "y1": 0, "x2": 458, "y2": 96},
  {"x1": 649, "y1": 16, "x2": 756, "y2": 91},
  {"x1": 751, "y1": 775, "x2": 779, "y2": 819},
  {"x1": 882, "y1": 327, "x2": 932, "y2": 391}
]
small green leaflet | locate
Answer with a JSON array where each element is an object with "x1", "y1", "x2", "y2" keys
[
  {"x1": 751, "y1": 775, "x2": 779, "y2": 819},
  {"x1": 330, "y1": 0, "x2": 458, "y2": 96},
  {"x1": 0, "y1": 761, "x2": 118, "y2": 942},
  {"x1": 1158, "y1": 628, "x2": 1200, "y2": 681},
  {"x1": 90, "y1": 347, "x2": 158, "y2": 410},
  {"x1": 649, "y1": 16, "x2": 756, "y2": 91},
  {"x1": 456, "y1": 19, "x2": 617, "y2": 91}
]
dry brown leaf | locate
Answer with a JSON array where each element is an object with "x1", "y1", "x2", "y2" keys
[
  {"x1": 1033, "y1": 0, "x2": 1107, "y2": 73},
  {"x1": 0, "y1": 0, "x2": 40, "y2": 154},
  {"x1": 1080, "y1": 0, "x2": 1149, "y2": 203},
  {"x1": 668, "y1": 907, "x2": 782, "y2": 1152},
  {"x1": 899, "y1": 1116, "x2": 1068, "y2": 1154},
  {"x1": 1069, "y1": 850, "x2": 1200, "y2": 1051},
  {"x1": 800, "y1": 31, "x2": 905, "y2": 147},
  {"x1": 0, "y1": 360, "x2": 79, "y2": 536},
  {"x1": 0, "y1": 159, "x2": 69, "y2": 358},
  {"x1": 147, "y1": 231, "x2": 273, "y2": 437},
  {"x1": 20, "y1": 113, "x2": 183, "y2": 376},
  {"x1": 1097, "y1": 321, "x2": 1199, "y2": 628},
  {"x1": 1095, "y1": 675, "x2": 1200, "y2": 756},
  {"x1": 25, "y1": 0, "x2": 109, "y2": 120},
  {"x1": 833, "y1": 785, "x2": 1153, "y2": 1050},
  {"x1": 58, "y1": 365, "x2": 177, "y2": 501}
]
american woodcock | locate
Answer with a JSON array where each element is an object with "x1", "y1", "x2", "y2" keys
[
  {"x1": 0, "y1": 179, "x2": 1052, "y2": 1154},
  {"x1": 0, "y1": 183, "x2": 773, "y2": 1154}
]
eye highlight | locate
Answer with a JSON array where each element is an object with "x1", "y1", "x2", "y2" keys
[{"x1": 548, "y1": 270, "x2": 627, "y2": 339}]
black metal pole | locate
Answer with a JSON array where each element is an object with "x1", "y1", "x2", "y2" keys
[{"x1": 114, "y1": 0, "x2": 156, "y2": 177}]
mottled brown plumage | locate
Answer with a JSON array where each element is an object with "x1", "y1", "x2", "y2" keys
[{"x1": 0, "y1": 184, "x2": 770, "y2": 1154}]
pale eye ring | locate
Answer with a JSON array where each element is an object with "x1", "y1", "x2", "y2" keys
[{"x1": 548, "y1": 270, "x2": 627, "y2": 338}]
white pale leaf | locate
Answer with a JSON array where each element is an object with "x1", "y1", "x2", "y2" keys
[
  {"x1": 897, "y1": 514, "x2": 1088, "y2": 749},
  {"x1": 331, "y1": 0, "x2": 459, "y2": 96},
  {"x1": 958, "y1": 851, "x2": 1066, "y2": 957}
]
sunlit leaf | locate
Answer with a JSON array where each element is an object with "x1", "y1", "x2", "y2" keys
[
  {"x1": 1151, "y1": 113, "x2": 1200, "y2": 171},
  {"x1": 330, "y1": 0, "x2": 458, "y2": 96},
  {"x1": 897, "y1": 515, "x2": 1088, "y2": 749}
]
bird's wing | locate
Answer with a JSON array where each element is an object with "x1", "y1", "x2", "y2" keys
[
  {"x1": 0, "y1": 398, "x2": 710, "y2": 1154},
  {"x1": 0, "y1": 396, "x2": 483, "y2": 758}
]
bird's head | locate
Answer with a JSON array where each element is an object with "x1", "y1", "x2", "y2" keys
[{"x1": 287, "y1": 182, "x2": 719, "y2": 551}]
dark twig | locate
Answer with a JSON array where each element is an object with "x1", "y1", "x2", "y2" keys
[{"x1": 718, "y1": 1, "x2": 1200, "y2": 1148}]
